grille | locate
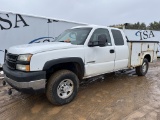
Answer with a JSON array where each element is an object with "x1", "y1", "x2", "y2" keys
[
  {"x1": 5, "y1": 53, "x2": 18, "y2": 69},
  {"x1": 6, "y1": 60, "x2": 16, "y2": 69},
  {"x1": 6, "y1": 53, "x2": 18, "y2": 62}
]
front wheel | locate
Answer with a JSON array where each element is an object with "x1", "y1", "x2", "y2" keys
[
  {"x1": 46, "y1": 70, "x2": 79, "y2": 105},
  {"x1": 136, "y1": 58, "x2": 149, "y2": 76}
]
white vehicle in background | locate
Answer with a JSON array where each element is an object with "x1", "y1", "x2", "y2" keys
[
  {"x1": 3, "y1": 25, "x2": 159, "y2": 105},
  {"x1": 0, "y1": 11, "x2": 87, "y2": 67}
]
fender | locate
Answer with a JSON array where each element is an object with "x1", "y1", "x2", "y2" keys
[{"x1": 43, "y1": 57, "x2": 84, "y2": 76}]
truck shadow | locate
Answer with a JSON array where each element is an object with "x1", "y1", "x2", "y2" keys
[{"x1": 80, "y1": 69, "x2": 137, "y2": 88}]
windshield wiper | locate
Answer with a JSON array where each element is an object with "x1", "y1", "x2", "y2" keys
[{"x1": 59, "y1": 41, "x2": 71, "y2": 43}]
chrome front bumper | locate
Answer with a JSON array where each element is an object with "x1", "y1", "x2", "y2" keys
[{"x1": 5, "y1": 76, "x2": 46, "y2": 91}]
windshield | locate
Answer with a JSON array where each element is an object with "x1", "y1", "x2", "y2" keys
[{"x1": 55, "y1": 28, "x2": 92, "y2": 45}]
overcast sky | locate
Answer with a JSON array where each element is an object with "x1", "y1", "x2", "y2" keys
[{"x1": 0, "y1": 0, "x2": 159, "y2": 26}]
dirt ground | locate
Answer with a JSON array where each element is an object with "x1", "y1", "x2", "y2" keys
[{"x1": 0, "y1": 60, "x2": 160, "y2": 120}]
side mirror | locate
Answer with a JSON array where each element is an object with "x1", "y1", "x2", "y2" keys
[
  {"x1": 98, "y1": 34, "x2": 107, "y2": 47},
  {"x1": 88, "y1": 41, "x2": 94, "y2": 47},
  {"x1": 88, "y1": 41, "x2": 99, "y2": 47}
]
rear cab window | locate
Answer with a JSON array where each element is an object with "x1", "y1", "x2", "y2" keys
[{"x1": 111, "y1": 29, "x2": 124, "y2": 46}]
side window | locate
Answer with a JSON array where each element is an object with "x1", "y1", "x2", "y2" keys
[
  {"x1": 111, "y1": 29, "x2": 124, "y2": 45},
  {"x1": 90, "y1": 28, "x2": 112, "y2": 46}
]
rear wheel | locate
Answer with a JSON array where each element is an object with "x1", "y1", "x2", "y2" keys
[
  {"x1": 46, "y1": 70, "x2": 79, "y2": 105},
  {"x1": 136, "y1": 58, "x2": 149, "y2": 76}
]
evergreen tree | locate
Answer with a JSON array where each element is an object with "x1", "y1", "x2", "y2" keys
[{"x1": 110, "y1": 21, "x2": 160, "y2": 30}]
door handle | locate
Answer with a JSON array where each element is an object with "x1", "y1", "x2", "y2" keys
[{"x1": 110, "y1": 49, "x2": 115, "y2": 53}]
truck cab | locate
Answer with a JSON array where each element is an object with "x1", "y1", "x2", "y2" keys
[{"x1": 3, "y1": 25, "x2": 158, "y2": 105}]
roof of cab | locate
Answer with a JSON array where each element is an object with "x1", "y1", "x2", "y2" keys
[{"x1": 72, "y1": 25, "x2": 120, "y2": 30}]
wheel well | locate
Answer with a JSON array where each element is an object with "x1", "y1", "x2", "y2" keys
[
  {"x1": 144, "y1": 54, "x2": 151, "y2": 62},
  {"x1": 46, "y1": 62, "x2": 83, "y2": 80}
]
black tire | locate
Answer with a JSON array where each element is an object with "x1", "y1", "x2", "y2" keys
[
  {"x1": 46, "y1": 70, "x2": 79, "y2": 105},
  {"x1": 136, "y1": 58, "x2": 149, "y2": 76}
]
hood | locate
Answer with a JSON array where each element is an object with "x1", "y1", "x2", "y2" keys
[{"x1": 8, "y1": 42, "x2": 81, "y2": 54}]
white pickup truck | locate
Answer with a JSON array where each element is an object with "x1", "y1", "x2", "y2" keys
[{"x1": 3, "y1": 25, "x2": 159, "y2": 105}]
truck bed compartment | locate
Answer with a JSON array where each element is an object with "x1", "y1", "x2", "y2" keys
[{"x1": 128, "y1": 41, "x2": 159, "y2": 68}]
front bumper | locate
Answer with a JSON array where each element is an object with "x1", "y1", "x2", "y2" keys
[{"x1": 3, "y1": 64, "x2": 46, "y2": 93}]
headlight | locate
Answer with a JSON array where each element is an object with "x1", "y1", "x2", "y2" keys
[
  {"x1": 16, "y1": 64, "x2": 30, "y2": 71},
  {"x1": 18, "y1": 54, "x2": 32, "y2": 61}
]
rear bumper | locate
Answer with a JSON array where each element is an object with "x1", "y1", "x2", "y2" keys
[{"x1": 3, "y1": 64, "x2": 46, "y2": 93}]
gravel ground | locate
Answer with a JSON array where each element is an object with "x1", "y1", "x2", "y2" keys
[{"x1": 0, "y1": 59, "x2": 160, "y2": 120}]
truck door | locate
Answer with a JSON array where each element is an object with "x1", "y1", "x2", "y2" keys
[
  {"x1": 111, "y1": 29, "x2": 129, "y2": 70},
  {"x1": 85, "y1": 28, "x2": 115, "y2": 76}
]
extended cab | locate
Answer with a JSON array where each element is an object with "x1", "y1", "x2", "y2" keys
[{"x1": 3, "y1": 25, "x2": 159, "y2": 105}]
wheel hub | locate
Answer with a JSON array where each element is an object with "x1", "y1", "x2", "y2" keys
[
  {"x1": 142, "y1": 62, "x2": 147, "y2": 73},
  {"x1": 57, "y1": 79, "x2": 74, "y2": 99}
]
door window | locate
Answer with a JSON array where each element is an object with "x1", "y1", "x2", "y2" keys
[{"x1": 90, "y1": 28, "x2": 112, "y2": 46}]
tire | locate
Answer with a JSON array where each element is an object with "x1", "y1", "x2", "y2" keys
[
  {"x1": 136, "y1": 58, "x2": 149, "y2": 76},
  {"x1": 46, "y1": 70, "x2": 79, "y2": 105}
]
